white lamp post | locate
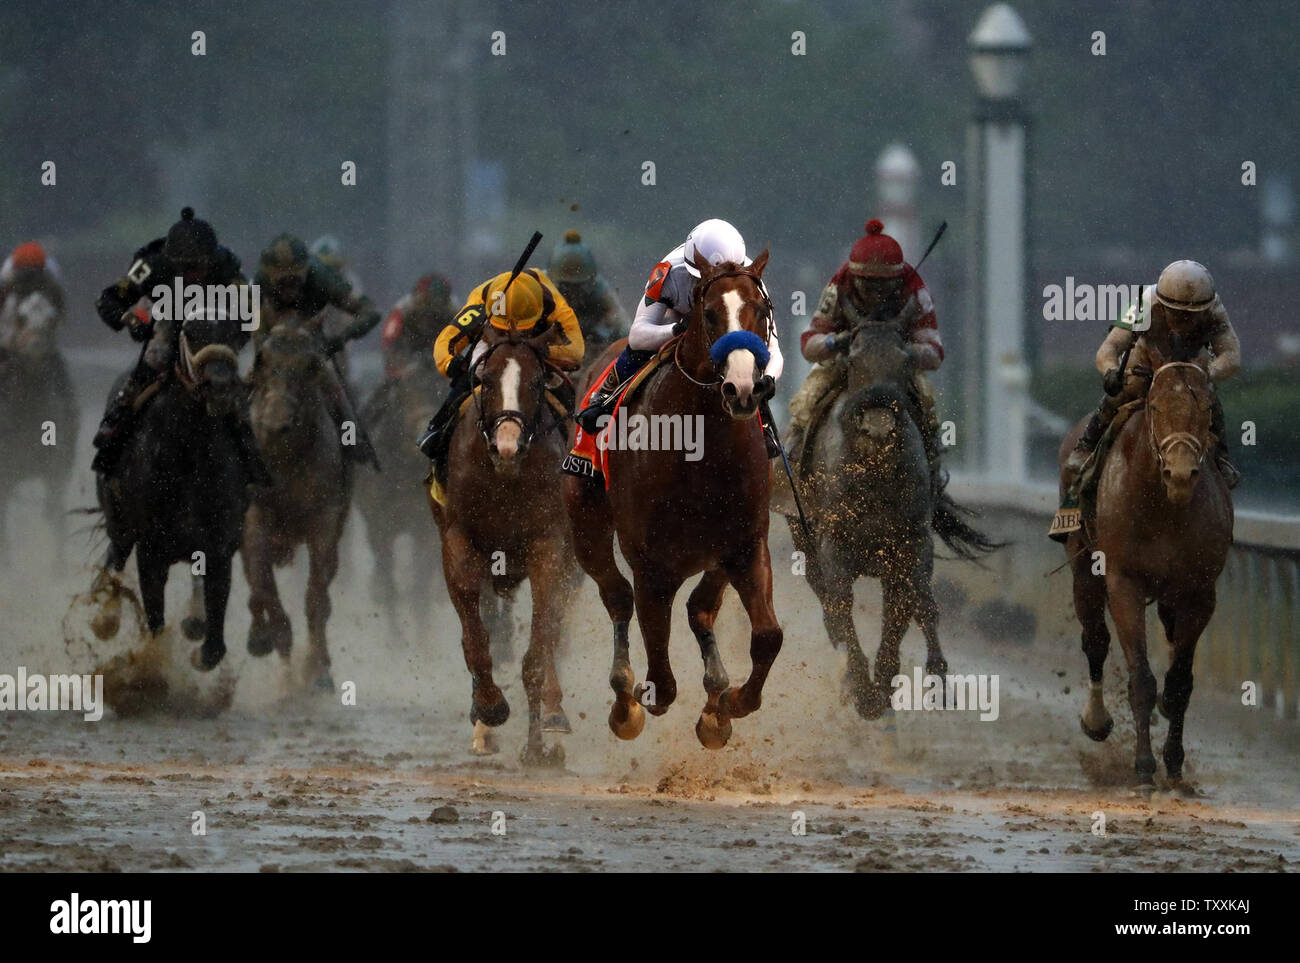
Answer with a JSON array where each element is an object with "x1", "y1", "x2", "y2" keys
[
  {"x1": 965, "y1": 3, "x2": 1032, "y2": 482},
  {"x1": 875, "y1": 143, "x2": 920, "y2": 262}
]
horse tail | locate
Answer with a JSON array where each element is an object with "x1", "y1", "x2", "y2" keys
[{"x1": 930, "y1": 475, "x2": 1005, "y2": 561}]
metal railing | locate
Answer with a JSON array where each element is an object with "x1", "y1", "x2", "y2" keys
[{"x1": 947, "y1": 473, "x2": 1300, "y2": 720}]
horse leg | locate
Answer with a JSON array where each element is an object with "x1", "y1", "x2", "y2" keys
[
  {"x1": 808, "y1": 543, "x2": 871, "y2": 716},
  {"x1": 913, "y1": 539, "x2": 947, "y2": 677},
  {"x1": 565, "y1": 476, "x2": 640, "y2": 738},
  {"x1": 1107, "y1": 572, "x2": 1158, "y2": 784},
  {"x1": 182, "y1": 573, "x2": 206, "y2": 641},
  {"x1": 871, "y1": 570, "x2": 919, "y2": 719},
  {"x1": 91, "y1": 541, "x2": 131, "y2": 641},
  {"x1": 541, "y1": 561, "x2": 582, "y2": 733},
  {"x1": 192, "y1": 551, "x2": 231, "y2": 671},
  {"x1": 442, "y1": 524, "x2": 507, "y2": 754},
  {"x1": 632, "y1": 564, "x2": 682, "y2": 718},
  {"x1": 303, "y1": 513, "x2": 342, "y2": 692},
  {"x1": 1160, "y1": 589, "x2": 1214, "y2": 783},
  {"x1": 687, "y1": 567, "x2": 733, "y2": 749},
  {"x1": 242, "y1": 507, "x2": 291, "y2": 660},
  {"x1": 717, "y1": 540, "x2": 783, "y2": 724},
  {"x1": 136, "y1": 546, "x2": 168, "y2": 638},
  {"x1": 1073, "y1": 548, "x2": 1114, "y2": 741},
  {"x1": 520, "y1": 539, "x2": 566, "y2": 768}
]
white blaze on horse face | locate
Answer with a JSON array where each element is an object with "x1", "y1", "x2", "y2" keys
[
  {"x1": 495, "y1": 357, "x2": 523, "y2": 460},
  {"x1": 719, "y1": 289, "x2": 757, "y2": 406}
]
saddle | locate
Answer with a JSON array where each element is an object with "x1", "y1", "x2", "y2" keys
[
  {"x1": 1049, "y1": 397, "x2": 1145, "y2": 542},
  {"x1": 562, "y1": 337, "x2": 678, "y2": 488}
]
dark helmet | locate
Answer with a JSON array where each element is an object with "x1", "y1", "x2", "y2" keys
[
  {"x1": 415, "y1": 272, "x2": 452, "y2": 305},
  {"x1": 259, "y1": 233, "x2": 311, "y2": 284},
  {"x1": 164, "y1": 207, "x2": 218, "y2": 270},
  {"x1": 548, "y1": 229, "x2": 597, "y2": 285}
]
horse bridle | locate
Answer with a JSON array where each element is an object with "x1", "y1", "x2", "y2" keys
[
  {"x1": 1146, "y1": 361, "x2": 1208, "y2": 470},
  {"x1": 674, "y1": 267, "x2": 775, "y2": 388},
  {"x1": 471, "y1": 338, "x2": 566, "y2": 450}
]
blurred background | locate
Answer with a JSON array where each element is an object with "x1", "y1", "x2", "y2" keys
[{"x1": 2, "y1": 0, "x2": 1296, "y2": 505}]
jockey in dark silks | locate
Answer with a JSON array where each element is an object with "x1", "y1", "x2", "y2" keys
[{"x1": 91, "y1": 207, "x2": 270, "y2": 483}]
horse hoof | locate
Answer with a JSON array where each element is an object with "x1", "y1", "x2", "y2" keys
[
  {"x1": 247, "y1": 623, "x2": 274, "y2": 657},
  {"x1": 471, "y1": 695, "x2": 510, "y2": 728},
  {"x1": 470, "y1": 720, "x2": 499, "y2": 756},
  {"x1": 521, "y1": 742, "x2": 565, "y2": 769},
  {"x1": 695, "y1": 710, "x2": 732, "y2": 750},
  {"x1": 190, "y1": 644, "x2": 225, "y2": 673},
  {"x1": 853, "y1": 686, "x2": 887, "y2": 722},
  {"x1": 181, "y1": 616, "x2": 206, "y2": 641},
  {"x1": 608, "y1": 701, "x2": 645, "y2": 741},
  {"x1": 1080, "y1": 714, "x2": 1114, "y2": 742},
  {"x1": 91, "y1": 609, "x2": 121, "y2": 642},
  {"x1": 541, "y1": 710, "x2": 572, "y2": 734}
]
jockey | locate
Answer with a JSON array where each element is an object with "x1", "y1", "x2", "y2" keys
[
  {"x1": 417, "y1": 268, "x2": 584, "y2": 483},
  {"x1": 381, "y1": 272, "x2": 455, "y2": 381},
  {"x1": 91, "y1": 207, "x2": 270, "y2": 483},
  {"x1": 254, "y1": 233, "x2": 383, "y2": 469},
  {"x1": 547, "y1": 229, "x2": 627, "y2": 367},
  {"x1": 786, "y1": 219, "x2": 944, "y2": 488},
  {"x1": 0, "y1": 242, "x2": 65, "y2": 357},
  {"x1": 1065, "y1": 259, "x2": 1241, "y2": 486},
  {"x1": 575, "y1": 218, "x2": 784, "y2": 457}
]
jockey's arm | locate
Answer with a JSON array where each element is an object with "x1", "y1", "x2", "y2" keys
[
  {"x1": 1206, "y1": 304, "x2": 1241, "y2": 382},
  {"x1": 628, "y1": 298, "x2": 675, "y2": 352},
  {"x1": 328, "y1": 292, "x2": 382, "y2": 346},
  {"x1": 800, "y1": 282, "x2": 840, "y2": 363},
  {"x1": 537, "y1": 274, "x2": 584, "y2": 370},
  {"x1": 1095, "y1": 325, "x2": 1134, "y2": 376}
]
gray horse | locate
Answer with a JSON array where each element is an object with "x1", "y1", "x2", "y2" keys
[{"x1": 786, "y1": 321, "x2": 999, "y2": 719}]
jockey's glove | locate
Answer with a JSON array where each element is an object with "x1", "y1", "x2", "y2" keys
[
  {"x1": 1102, "y1": 366, "x2": 1123, "y2": 397},
  {"x1": 446, "y1": 351, "x2": 470, "y2": 381},
  {"x1": 755, "y1": 373, "x2": 776, "y2": 402},
  {"x1": 825, "y1": 332, "x2": 850, "y2": 354},
  {"x1": 126, "y1": 313, "x2": 152, "y2": 342}
]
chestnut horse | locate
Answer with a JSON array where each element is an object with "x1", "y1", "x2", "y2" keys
[
  {"x1": 1059, "y1": 343, "x2": 1232, "y2": 786},
  {"x1": 429, "y1": 323, "x2": 578, "y2": 764},
  {"x1": 564, "y1": 251, "x2": 781, "y2": 750}
]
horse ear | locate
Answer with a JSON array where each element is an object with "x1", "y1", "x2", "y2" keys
[
  {"x1": 750, "y1": 247, "x2": 770, "y2": 276},
  {"x1": 527, "y1": 323, "x2": 565, "y2": 353}
]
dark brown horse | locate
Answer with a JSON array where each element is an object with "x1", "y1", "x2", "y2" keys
[
  {"x1": 1059, "y1": 343, "x2": 1233, "y2": 786},
  {"x1": 242, "y1": 320, "x2": 352, "y2": 690},
  {"x1": 429, "y1": 323, "x2": 578, "y2": 763},
  {"x1": 564, "y1": 251, "x2": 781, "y2": 750}
]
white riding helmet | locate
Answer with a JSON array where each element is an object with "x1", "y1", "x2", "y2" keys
[
  {"x1": 684, "y1": 219, "x2": 748, "y2": 277},
  {"x1": 1155, "y1": 259, "x2": 1216, "y2": 312}
]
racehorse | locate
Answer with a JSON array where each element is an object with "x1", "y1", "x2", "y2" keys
[
  {"x1": 0, "y1": 331, "x2": 76, "y2": 571},
  {"x1": 356, "y1": 354, "x2": 445, "y2": 640},
  {"x1": 93, "y1": 311, "x2": 251, "y2": 672},
  {"x1": 1059, "y1": 342, "x2": 1233, "y2": 786},
  {"x1": 242, "y1": 318, "x2": 352, "y2": 690},
  {"x1": 429, "y1": 322, "x2": 578, "y2": 763},
  {"x1": 564, "y1": 251, "x2": 782, "y2": 750},
  {"x1": 788, "y1": 321, "x2": 999, "y2": 719}
]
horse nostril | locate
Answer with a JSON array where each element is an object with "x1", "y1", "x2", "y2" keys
[
  {"x1": 1162, "y1": 467, "x2": 1172, "y2": 481},
  {"x1": 721, "y1": 382, "x2": 737, "y2": 399}
]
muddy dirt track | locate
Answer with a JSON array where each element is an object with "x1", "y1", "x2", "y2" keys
[{"x1": 1, "y1": 457, "x2": 1298, "y2": 873}]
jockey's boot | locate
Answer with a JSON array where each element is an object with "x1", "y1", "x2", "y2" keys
[
  {"x1": 1065, "y1": 400, "x2": 1113, "y2": 476},
  {"x1": 576, "y1": 365, "x2": 625, "y2": 435},
  {"x1": 576, "y1": 347, "x2": 655, "y2": 434},
  {"x1": 418, "y1": 378, "x2": 471, "y2": 484},
  {"x1": 91, "y1": 360, "x2": 156, "y2": 476},
  {"x1": 228, "y1": 414, "x2": 275, "y2": 487}
]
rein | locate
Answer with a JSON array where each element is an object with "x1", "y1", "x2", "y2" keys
[
  {"x1": 1146, "y1": 362, "x2": 1208, "y2": 471},
  {"x1": 471, "y1": 338, "x2": 568, "y2": 450},
  {"x1": 672, "y1": 266, "x2": 775, "y2": 390}
]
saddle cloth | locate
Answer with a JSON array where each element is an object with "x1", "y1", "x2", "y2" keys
[
  {"x1": 561, "y1": 339, "x2": 677, "y2": 489},
  {"x1": 1048, "y1": 398, "x2": 1144, "y2": 542}
]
